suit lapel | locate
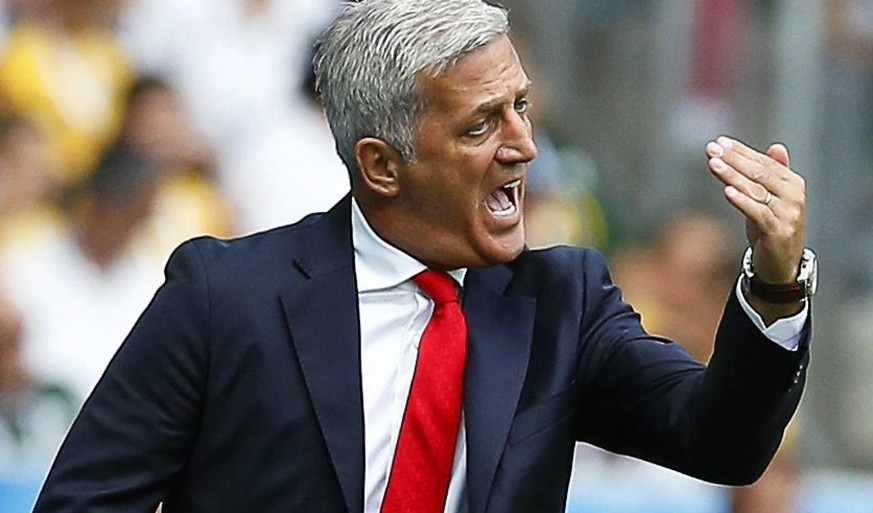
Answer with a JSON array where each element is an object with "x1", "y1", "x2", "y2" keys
[
  {"x1": 463, "y1": 265, "x2": 536, "y2": 513},
  {"x1": 279, "y1": 197, "x2": 364, "y2": 513},
  {"x1": 276, "y1": 196, "x2": 537, "y2": 513}
]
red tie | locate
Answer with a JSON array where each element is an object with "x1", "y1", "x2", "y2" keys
[{"x1": 381, "y1": 270, "x2": 467, "y2": 513}]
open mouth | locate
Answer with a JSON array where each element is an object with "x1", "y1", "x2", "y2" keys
[{"x1": 486, "y1": 179, "x2": 522, "y2": 217}]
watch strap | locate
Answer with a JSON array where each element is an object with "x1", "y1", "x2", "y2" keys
[{"x1": 743, "y1": 275, "x2": 807, "y2": 304}]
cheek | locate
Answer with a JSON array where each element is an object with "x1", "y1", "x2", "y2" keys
[
  {"x1": 457, "y1": 149, "x2": 498, "y2": 188},
  {"x1": 430, "y1": 162, "x2": 484, "y2": 200},
  {"x1": 413, "y1": 142, "x2": 497, "y2": 204}
]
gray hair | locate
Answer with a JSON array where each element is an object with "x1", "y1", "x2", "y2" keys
[{"x1": 314, "y1": 0, "x2": 510, "y2": 174}]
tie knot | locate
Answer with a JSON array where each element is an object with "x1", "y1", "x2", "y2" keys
[{"x1": 413, "y1": 270, "x2": 460, "y2": 305}]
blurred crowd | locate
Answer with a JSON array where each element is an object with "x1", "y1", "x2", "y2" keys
[
  {"x1": 0, "y1": 0, "x2": 349, "y2": 476},
  {"x1": 0, "y1": 0, "x2": 872, "y2": 511}
]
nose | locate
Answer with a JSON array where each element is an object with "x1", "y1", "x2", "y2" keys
[{"x1": 495, "y1": 110, "x2": 538, "y2": 164}]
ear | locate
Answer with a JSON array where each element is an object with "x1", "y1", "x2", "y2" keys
[{"x1": 354, "y1": 138, "x2": 404, "y2": 197}]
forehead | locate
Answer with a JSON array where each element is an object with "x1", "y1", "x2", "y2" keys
[{"x1": 419, "y1": 36, "x2": 529, "y2": 114}]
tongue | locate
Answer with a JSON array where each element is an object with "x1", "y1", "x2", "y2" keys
[{"x1": 487, "y1": 189, "x2": 513, "y2": 212}]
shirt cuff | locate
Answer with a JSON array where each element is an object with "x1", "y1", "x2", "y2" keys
[{"x1": 735, "y1": 277, "x2": 808, "y2": 352}]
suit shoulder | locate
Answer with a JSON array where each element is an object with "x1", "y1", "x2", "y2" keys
[
  {"x1": 177, "y1": 212, "x2": 324, "y2": 262},
  {"x1": 164, "y1": 212, "x2": 326, "y2": 287},
  {"x1": 503, "y1": 245, "x2": 614, "y2": 300},
  {"x1": 515, "y1": 245, "x2": 610, "y2": 276}
]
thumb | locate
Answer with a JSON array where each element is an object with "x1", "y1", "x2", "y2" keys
[{"x1": 767, "y1": 143, "x2": 790, "y2": 168}]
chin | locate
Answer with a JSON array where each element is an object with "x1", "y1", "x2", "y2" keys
[
  {"x1": 489, "y1": 247, "x2": 524, "y2": 266},
  {"x1": 477, "y1": 228, "x2": 526, "y2": 266}
]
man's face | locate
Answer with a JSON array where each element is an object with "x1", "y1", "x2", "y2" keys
[{"x1": 390, "y1": 36, "x2": 537, "y2": 269}]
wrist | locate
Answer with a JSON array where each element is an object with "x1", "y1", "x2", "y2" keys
[
  {"x1": 741, "y1": 247, "x2": 818, "y2": 304},
  {"x1": 740, "y1": 275, "x2": 805, "y2": 325}
]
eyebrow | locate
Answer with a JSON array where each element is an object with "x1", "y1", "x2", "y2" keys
[{"x1": 470, "y1": 80, "x2": 533, "y2": 117}]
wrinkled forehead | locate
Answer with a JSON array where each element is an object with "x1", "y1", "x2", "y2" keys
[
  {"x1": 418, "y1": 36, "x2": 529, "y2": 108},
  {"x1": 419, "y1": 30, "x2": 511, "y2": 77}
]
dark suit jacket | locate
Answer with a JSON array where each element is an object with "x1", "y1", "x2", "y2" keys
[{"x1": 33, "y1": 196, "x2": 809, "y2": 513}]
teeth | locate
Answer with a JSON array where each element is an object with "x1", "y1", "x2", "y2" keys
[
  {"x1": 487, "y1": 179, "x2": 522, "y2": 217},
  {"x1": 492, "y1": 202, "x2": 517, "y2": 217}
]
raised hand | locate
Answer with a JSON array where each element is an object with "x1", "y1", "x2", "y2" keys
[{"x1": 705, "y1": 136, "x2": 807, "y2": 320}]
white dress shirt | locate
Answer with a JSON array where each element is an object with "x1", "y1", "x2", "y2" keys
[
  {"x1": 350, "y1": 199, "x2": 807, "y2": 513},
  {"x1": 352, "y1": 200, "x2": 468, "y2": 513},
  {"x1": 735, "y1": 278, "x2": 808, "y2": 351}
]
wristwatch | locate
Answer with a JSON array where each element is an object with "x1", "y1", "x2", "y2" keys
[{"x1": 742, "y1": 246, "x2": 818, "y2": 303}]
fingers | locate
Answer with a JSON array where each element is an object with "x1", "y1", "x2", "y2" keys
[
  {"x1": 721, "y1": 185, "x2": 778, "y2": 237},
  {"x1": 706, "y1": 139, "x2": 774, "y2": 205},
  {"x1": 704, "y1": 136, "x2": 807, "y2": 284},
  {"x1": 767, "y1": 143, "x2": 789, "y2": 168},
  {"x1": 705, "y1": 137, "x2": 803, "y2": 208}
]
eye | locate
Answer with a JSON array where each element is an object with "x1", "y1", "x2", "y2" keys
[
  {"x1": 467, "y1": 119, "x2": 490, "y2": 136},
  {"x1": 514, "y1": 97, "x2": 531, "y2": 115}
]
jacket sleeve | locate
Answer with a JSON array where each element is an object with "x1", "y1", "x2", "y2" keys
[
  {"x1": 573, "y1": 249, "x2": 809, "y2": 485},
  {"x1": 33, "y1": 239, "x2": 212, "y2": 513}
]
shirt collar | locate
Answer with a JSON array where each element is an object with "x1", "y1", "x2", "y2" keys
[{"x1": 351, "y1": 198, "x2": 466, "y2": 292}]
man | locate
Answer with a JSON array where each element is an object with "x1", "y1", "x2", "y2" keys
[{"x1": 33, "y1": 1, "x2": 814, "y2": 512}]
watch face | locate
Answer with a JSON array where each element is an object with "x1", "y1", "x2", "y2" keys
[
  {"x1": 742, "y1": 247, "x2": 755, "y2": 279},
  {"x1": 799, "y1": 248, "x2": 818, "y2": 296}
]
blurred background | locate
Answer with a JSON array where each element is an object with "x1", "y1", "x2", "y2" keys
[{"x1": 0, "y1": 0, "x2": 871, "y2": 511}]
